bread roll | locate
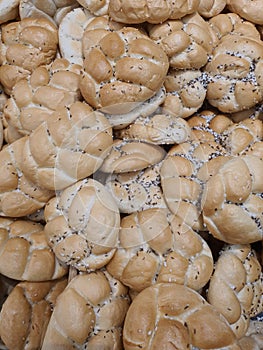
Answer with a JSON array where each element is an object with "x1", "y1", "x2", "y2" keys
[
  {"x1": 227, "y1": 0, "x2": 263, "y2": 25},
  {"x1": 20, "y1": 101, "x2": 113, "y2": 191},
  {"x1": 44, "y1": 178, "x2": 120, "y2": 271},
  {"x1": 0, "y1": 17, "x2": 58, "y2": 94},
  {"x1": 0, "y1": 217, "x2": 68, "y2": 281},
  {"x1": 202, "y1": 155, "x2": 263, "y2": 244},
  {"x1": 80, "y1": 26, "x2": 169, "y2": 115},
  {"x1": 0, "y1": 277, "x2": 68, "y2": 350},
  {"x1": 207, "y1": 244, "x2": 263, "y2": 338},
  {"x1": 19, "y1": 0, "x2": 79, "y2": 26},
  {"x1": 108, "y1": 0, "x2": 200, "y2": 24},
  {"x1": 160, "y1": 139, "x2": 229, "y2": 230},
  {"x1": 104, "y1": 162, "x2": 167, "y2": 214},
  {"x1": 76, "y1": 0, "x2": 109, "y2": 15},
  {"x1": 0, "y1": 137, "x2": 54, "y2": 217},
  {"x1": 123, "y1": 282, "x2": 239, "y2": 349},
  {"x1": 99, "y1": 139, "x2": 166, "y2": 174},
  {"x1": 148, "y1": 12, "x2": 217, "y2": 69},
  {"x1": 0, "y1": 0, "x2": 19, "y2": 24},
  {"x1": 41, "y1": 270, "x2": 130, "y2": 349},
  {"x1": 197, "y1": 0, "x2": 227, "y2": 18},
  {"x1": 106, "y1": 208, "x2": 214, "y2": 293},
  {"x1": 3, "y1": 58, "x2": 82, "y2": 141},
  {"x1": 115, "y1": 108, "x2": 191, "y2": 145},
  {"x1": 162, "y1": 69, "x2": 208, "y2": 119}
]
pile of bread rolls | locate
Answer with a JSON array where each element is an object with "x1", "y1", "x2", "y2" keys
[{"x1": 0, "y1": 0, "x2": 262, "y2": 349}]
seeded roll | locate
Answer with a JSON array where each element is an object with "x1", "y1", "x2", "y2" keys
[
  {"x1": 99, "y1": 139, "x2": 166, "y2": 174},
  {"x1": 104, "y1": 162, "x2": 167, "y2": 214},
  {"x1": 80, "y1": 26, "x2": 169, "y2": 117},
  {"x1": 0, "y1": 17, "x2": 58, "y2": 94},
  {"x1": 19, "y1": 0, "x2": 79, "y2": 26},
  {"x1": 207, "y1": 244, "x2": 263, "y2": 338},
  {"x1": 162, "y1": 69, "x2": 208, "y2": 119},
  {"x1": 21, "y1": 101, "x2": 113, "y2": 191},
  {"x1": 108, "y1": 0, "x2": 200, "y2": 24},
  {"x1": 148, "y1": 12, "x2": 217, "y2": 70},
  {"x1": 42, "y1": 270, "x2": 130, "y2": 349},
  {"x1": 0, "y1": 277, "x2": 68, "y2": 350},
  {"x1": 44, "y1": 178, "x2": 120, "y2": 271},
  {"x1": 160, "y1": 139, "x2": 229, "y2": 230},
  {"x1": 3, "y1": 58, "x2": 82, "y2": 142},
  {"x1": 0, "y1": 217, "x2": 68, "y2": 281},
  {"x1": 123, "y1": 282, "x2": 240, "y2": 349},
  {"x1": 0, "y1": 137, "x2": 54, "y2": 217},
  {"x1": 202, "y1": 155, "x2": 263, "y2": 244},
  {"x1": 106, "y1": 208, "x2": 214, "y2": 294}
]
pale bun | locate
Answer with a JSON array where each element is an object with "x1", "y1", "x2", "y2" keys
[
  {"x1": 0, "y1": 217, "x2": 68, "y2": 281},
  {"x1": 3, "y1": 58, "x2": 82, "y2": 140},
  {"x1": 44, "y1": 178, "x2": 120, "y2": 271},
  {"x1": 106, "y1": 208, "x2": 214, "y2": 293},
  {"x1": 123, "y1": 282, "x2": 239, "y2": 349},
  {"x1": 207, "y1": 244, "x2": 263, "y2": 338},
  {"x1": 202, "y1": 155, "x2": 263, "y2": 244},
  {"x1": 0, "y1": 137, "x2": 54, "y2": 217},
  {"x1": 0, "y1": 277, "x2": 68, "y2": 350},
  {"x1": 0, "y1": 17, "x2": 58, "y2": 94},
  {"x1": 21, "y1": 101, "x2": 113, "y2": 190},
  {"x1": 42, "y1": 270, "x2": 130, "y2": 349}
]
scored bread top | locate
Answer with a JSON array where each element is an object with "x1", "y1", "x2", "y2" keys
[
  {"x1": 0, "y1": 217, "x2": 68, "y2": 281},
  {"x1": 123, "y1": 282, "x2": 239, "y2": 349},
  {"x1": 44, "y1": 178, "x2": 120, "y2": 271},
  {"x1": 41, "y1": 270, "x2": 130, "y2": 349},
  {"x1": 0, "y1": 17, "x2": 58, "y2": 94},
  {"x1": 3, "y1": 58, "x2": 82, "y2": 142},
  {"x1": 80, "y1": 26, "x2": 169, "y2": 114},
  {"x1": 207, "y1": 244, "x2": 263, "y2": 339},
  {"x1": 106, "y1": 208, "x2": 214, "y2": 293},
  {"x1": 20, "y1": 101, "x2": 113, "y2": 191}
]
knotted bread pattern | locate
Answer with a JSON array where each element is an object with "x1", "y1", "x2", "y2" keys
[
  {"x1": 44, "y1": 178, "x2": 120, "y2": 271},
  {"x1": 202, "y1": 155, "x2": 263, "y2": 244},
  {"x1": 106, "y1": 208, "x2": 214, "y2": 294},
  {"x1": 0, "y1": 137, "x2": 54, "y2": 217},
  {"x1": 123, "y1": 282, "x2": 239, "y2": 349},
  {"x1": 0, "y1": 277, "x2": 68, "y2": 350},
  {"x1": 79, "y1": 26, "x2": 169, "y2": 115},
  {"x1": 42, "y1": 270, "x2": 130, "y2": 349},
  {"x1": 21, "y1": 101, "x2": 113, "y2": 191},
  {"x1": 0, "y1": 17, "x2": 58, "y2": 94},
  {"x1": 3, "y1": 58, "x2": 82, "y2": 143},
  {"x1": 0, "y1": 217, "x2": 68, "y2": 281},
  {"x1": 207, "y1": 244, "x2": 263, "y2": 339}
]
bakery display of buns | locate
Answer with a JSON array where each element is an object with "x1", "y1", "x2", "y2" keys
[{"x1": 0, "y1": 2, "x2": 262, "y2": 349}]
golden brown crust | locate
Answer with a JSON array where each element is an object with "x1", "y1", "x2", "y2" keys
[
  {"x1": 123, "y1": 282, "x2": 239, "y2": 349},
  {"x1": 0, "y1": 217, "x2": 68, "y2": 281},
  {"x1": 80, "y1": 26, "x2": 169, "y2": 114},
  {"x1": 0, "y1": 277, "x2": 68, "y2": 350},
  {"x1": 106, "y1": 208, "x2": 214, "y2": 293},
  {"x1": 44, "y1": 178, "x2": 120, "y2": 271},
  {"x1": 42, "y1": 270, "x2": 130, "y2": 349}
]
